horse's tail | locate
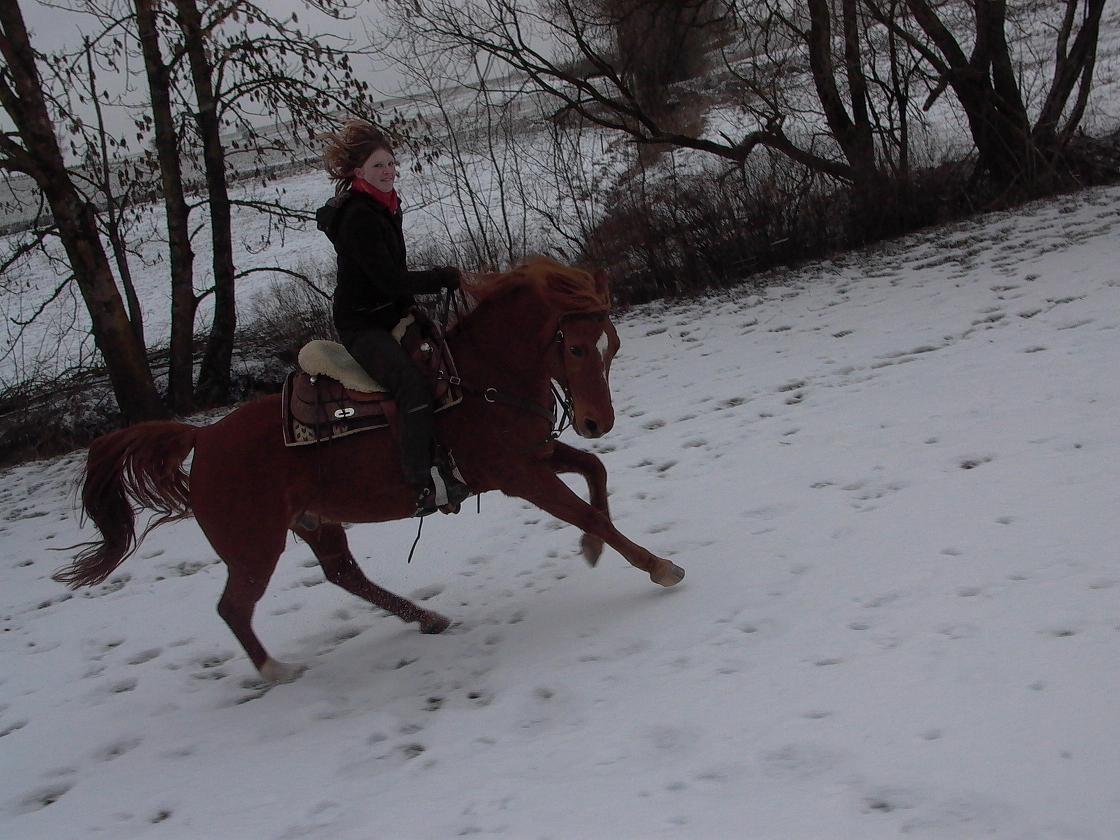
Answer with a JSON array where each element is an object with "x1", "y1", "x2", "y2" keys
[{"x1": 53, "y1": 421, "x2": 198, "y2": 589}]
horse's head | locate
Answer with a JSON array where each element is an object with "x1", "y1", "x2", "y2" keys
[
  {"x1": 550, "y1": 307, "x2": 620, "y2": 439},
  {"x1": 462, "y1": 258, "x2": 620, "y2": 438}
]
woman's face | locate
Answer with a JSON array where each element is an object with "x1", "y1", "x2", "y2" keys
[{"x1": 355, "y1": 147, "x2": 399, "y2": 193}]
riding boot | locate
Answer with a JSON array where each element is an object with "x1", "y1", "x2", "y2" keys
[
  {"x1": 340, "y1": 327, "x2": 470, "y2": 516},
  {"x1": 410, "y1": 447, "x2": 466, "y2": 518}
]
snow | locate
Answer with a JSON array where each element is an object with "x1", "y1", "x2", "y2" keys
[{"x1": 2, "y1": 181, "x2": 1119, "y2": 839}]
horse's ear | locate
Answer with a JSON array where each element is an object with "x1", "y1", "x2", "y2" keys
[{"x1": 593, "y1": 269, "x2": 610, "y2": 303}]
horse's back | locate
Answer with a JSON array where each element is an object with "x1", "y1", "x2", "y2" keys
[
  {"x1": 195, "y1": 393, "x2": 285, "y2": 458},
  {"x1": 190, "y1": 392, "x2": 405, "y2": 526},
  {"x1": 190, "y1": 394, "x2": 297, "y2": 514}
]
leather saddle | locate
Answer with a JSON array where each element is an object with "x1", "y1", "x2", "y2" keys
[{"x1": 282, "y1": 312, "x2": 462, "y2": 446}]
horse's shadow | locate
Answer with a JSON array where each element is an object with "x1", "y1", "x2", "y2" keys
[{"x1": 281, "y1": 571, "x2": 687, "y2": 696}]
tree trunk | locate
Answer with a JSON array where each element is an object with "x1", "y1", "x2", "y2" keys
[
  {"x1": 902, "y1": 0, "x2": 1094, "y2": 193},
  {"x1": 805, "y1": 0, "x2": 886, "y2": 234},
  {"x1": 173, "y1": 0, "x2": 236, "y2": 406},
  {"x1": 1034, "y1": 0, "x2": 1106, "y2": 152},
  {"x1": 134, "y1": 0, "x2": 197, "y2": 414},
  {"x1": 0, "y1": 2, "x2": 166, "y2": 422}
]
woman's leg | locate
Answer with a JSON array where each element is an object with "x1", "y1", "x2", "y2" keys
[{"x1": 343, "y1": 328, "x2": 434, "y2": 486}]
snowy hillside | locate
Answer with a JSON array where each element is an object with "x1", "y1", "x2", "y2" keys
[{"x1": 2, "y1": 183, "x2": 1119, "y2": 839}]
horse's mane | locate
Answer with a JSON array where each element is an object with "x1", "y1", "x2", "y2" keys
[{"x1": 459, "y1": 257, "x2": 609, "y2": 319}]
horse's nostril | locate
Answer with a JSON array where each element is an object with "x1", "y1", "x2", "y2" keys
[{"x1": 583, "y1": 418, "x2": 599, "y2": 435}]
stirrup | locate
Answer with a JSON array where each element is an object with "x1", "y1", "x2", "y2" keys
[{"x1": 414, "y1": 463, "x2": 470, "y2": 517}]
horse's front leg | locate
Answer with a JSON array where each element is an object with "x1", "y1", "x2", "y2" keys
[
  {"x1": 508, "y1": 468, "x2": 684, "y2": 587},
  {"x1": 546, "y1": 443, "x2": 609, "y2": 567}
]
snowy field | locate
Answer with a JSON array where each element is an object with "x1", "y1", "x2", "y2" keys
[{"x1": 2, "y1": 183, "x2": 1120, "y2": 839}]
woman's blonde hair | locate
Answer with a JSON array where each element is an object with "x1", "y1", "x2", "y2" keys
[{"x1": 322, "y1": 119, "x2": 394, "y2": 188}]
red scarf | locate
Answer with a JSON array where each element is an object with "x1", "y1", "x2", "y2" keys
[{"x1": 350, "y1": 176, "x2": 400, "y2": 214}]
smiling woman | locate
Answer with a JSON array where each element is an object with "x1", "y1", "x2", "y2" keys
[
  {"x1": 356, "y1": 148, "x2": 401, "y2": 192},
  {"x1": 317, "y1": 119, "x2": 468, "y2": 515}
]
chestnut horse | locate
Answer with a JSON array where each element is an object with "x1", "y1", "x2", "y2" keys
[{"x1": 53, "y1": 258, "x2": 684, "y2": 683}]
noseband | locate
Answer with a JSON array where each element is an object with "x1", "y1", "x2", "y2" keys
[{"x1": 550, "y1": 310, "x2": 611, "y2": 428}]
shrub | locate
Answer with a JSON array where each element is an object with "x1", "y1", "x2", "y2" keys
[
  {"x1": 584, "y1": 153, "x2": 981, "y2": 305},
  {"x1": 239, "y1": 260, "x2": 338, "y2": 366},
  {"x1": 0, "y1": 370, "x2": 123, "y2": 466}
]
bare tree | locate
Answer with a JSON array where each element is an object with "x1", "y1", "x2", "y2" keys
[
  {"x1": 169, "y1": 0, "x2": 379, "y2": 405},
  {"x1": 78, "y1": 35, "x2": 146, "y2": 348},
  {"x1": 597, "y1": 0, "x2": 729, "y2": 122},
  {"x1": 864, "y1": 0, "x2": 1108, "y2": 194},
  {"x1": 169, "y1": 0, "x2": 234, "y2": 405},
  {"x1": 383, "y1": 1, "x2": 917, "y2": 206},
  {"x1": 376, "y1": 19, "x2": 609, "y2": 269},
  {"x1": 0, "y1": 1, "x2": 166, "y2": 421},
  {"x1": 135, "y1": 0, "x2": 197, "y2": 412},
  {"x1": 4, "y1": 0, "x2": 382, "y2": 412}
]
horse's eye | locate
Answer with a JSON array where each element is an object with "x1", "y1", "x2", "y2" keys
[{"x1": 569, "y1": 346, "x2": 585, "y2": 358}]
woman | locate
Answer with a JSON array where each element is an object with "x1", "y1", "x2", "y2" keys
[{"x1": 316, "y1": 119, "x2": 469, "y2": 516}]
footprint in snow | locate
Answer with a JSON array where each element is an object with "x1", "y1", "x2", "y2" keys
[
  {"x1": 408, "y1": 584, "x2": 444, "y2": 601},
  {"x1": 0, "y1": 719, "x2": 28, "y2": 738},
  {"x1": 959, "y1": 454, "x2": 994, "y2": 470},
  {"x1": 12, "y1": 781, "x2": 74, "y2": 814},
  {"x1": 760, "y1": 743, "x2": 845, "y2": 781},
  {"x1": 94, "y1": 735, "x2": 143, "y2": 762},
  {"x1": 127, "y1": 648, "x2": 162, "y2": 665},
  {"x1": 109, "y1": 677, "x2": 138, "y2": 694},
  {"x1": 862, "y1": 786, "x2": 920, "y2": 814}
]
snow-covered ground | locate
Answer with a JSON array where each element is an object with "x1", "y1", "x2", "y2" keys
[{"x1": 2, "y1": 183, "x2": 1120, "y2": 839}]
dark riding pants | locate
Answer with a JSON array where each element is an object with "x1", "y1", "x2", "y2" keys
[{"x1": 340, "y1": 327, "x2": 434, "y2": 488}]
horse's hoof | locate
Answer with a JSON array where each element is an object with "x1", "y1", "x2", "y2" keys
[
  {"x1": 259, "y1": 659, "x2": 307, "y2": 684},
  {"x1": 419, "y1": 612, "x2": 452, "y2": 634},
  {"x1": 581, "y1": 534, "x2": 604, "y2": 567},
  {"x1": 651, "y1": 561, "x2": 685, "y2": 587}
]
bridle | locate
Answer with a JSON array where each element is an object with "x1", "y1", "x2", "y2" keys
[{"x1": 435, "y1": 287, "x2": 611, "y2": 444}]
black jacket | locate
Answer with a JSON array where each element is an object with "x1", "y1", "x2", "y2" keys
[{"x1": 316, "y1": 190, "x2": 456, "y2": 333}]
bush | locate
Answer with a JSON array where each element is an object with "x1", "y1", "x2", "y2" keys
[
  {"x1": 0, "y1": 369, "x2": 124, "y2": 466},
  {"x1": 583, "y1": 154, "x2": 980, "y2": 305},
  {"x1": 239, "y1": 260, "x2": 338, "y2": 366}
]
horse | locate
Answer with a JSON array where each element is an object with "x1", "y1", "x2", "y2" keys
[{"x1": 52, "y1": 257, "x2": 685, "y2": 683}]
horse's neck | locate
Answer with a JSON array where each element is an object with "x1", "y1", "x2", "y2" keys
[{"x1": 449, "y1": 291, "x2": 554, "y2": 387}]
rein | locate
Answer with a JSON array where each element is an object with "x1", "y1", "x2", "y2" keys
[
  {"x1": 433, "y1": 287, "x2": 596, "y2": 446},
  {"x1": 435, "y1": 370, "x2": 570, "y2": 436}
]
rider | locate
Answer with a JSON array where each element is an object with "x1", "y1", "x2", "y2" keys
[{"x1": 316, "y1": 119, "x2": 470, "y2": 516}]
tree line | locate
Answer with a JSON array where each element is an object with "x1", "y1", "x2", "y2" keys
[
  {"x1": 2, "y1": 0, "x2": 1113, "y2": 424},
  {"x1": 382, "y1": 0, "x2": 1110, "y2": 239},
  {"x1": 361, "y1": 0, "x2": 1116, "y2": 304}
]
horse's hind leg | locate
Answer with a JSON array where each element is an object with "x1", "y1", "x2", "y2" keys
[
  {"x1": 216, "y1": 549, "x2": 304, "y2": 684},
  {"x1": 292, "y1": 519, "x2": 451, "y2": 634},
  {"x1": 201, "y1": 506, "x2": 301, "y2": 683}
]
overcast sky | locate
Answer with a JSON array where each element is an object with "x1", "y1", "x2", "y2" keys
[{"x1": 7, "y1": 0, "x2": 409, "y2": 144}]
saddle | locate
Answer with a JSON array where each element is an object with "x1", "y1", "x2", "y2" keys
[{"x1": 282, "y1": 311, "x2": 463, "y2": 447}]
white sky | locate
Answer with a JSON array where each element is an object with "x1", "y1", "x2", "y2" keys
[{"x1": 6, "y1": 0, "x2": 409, "y2": 141}]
